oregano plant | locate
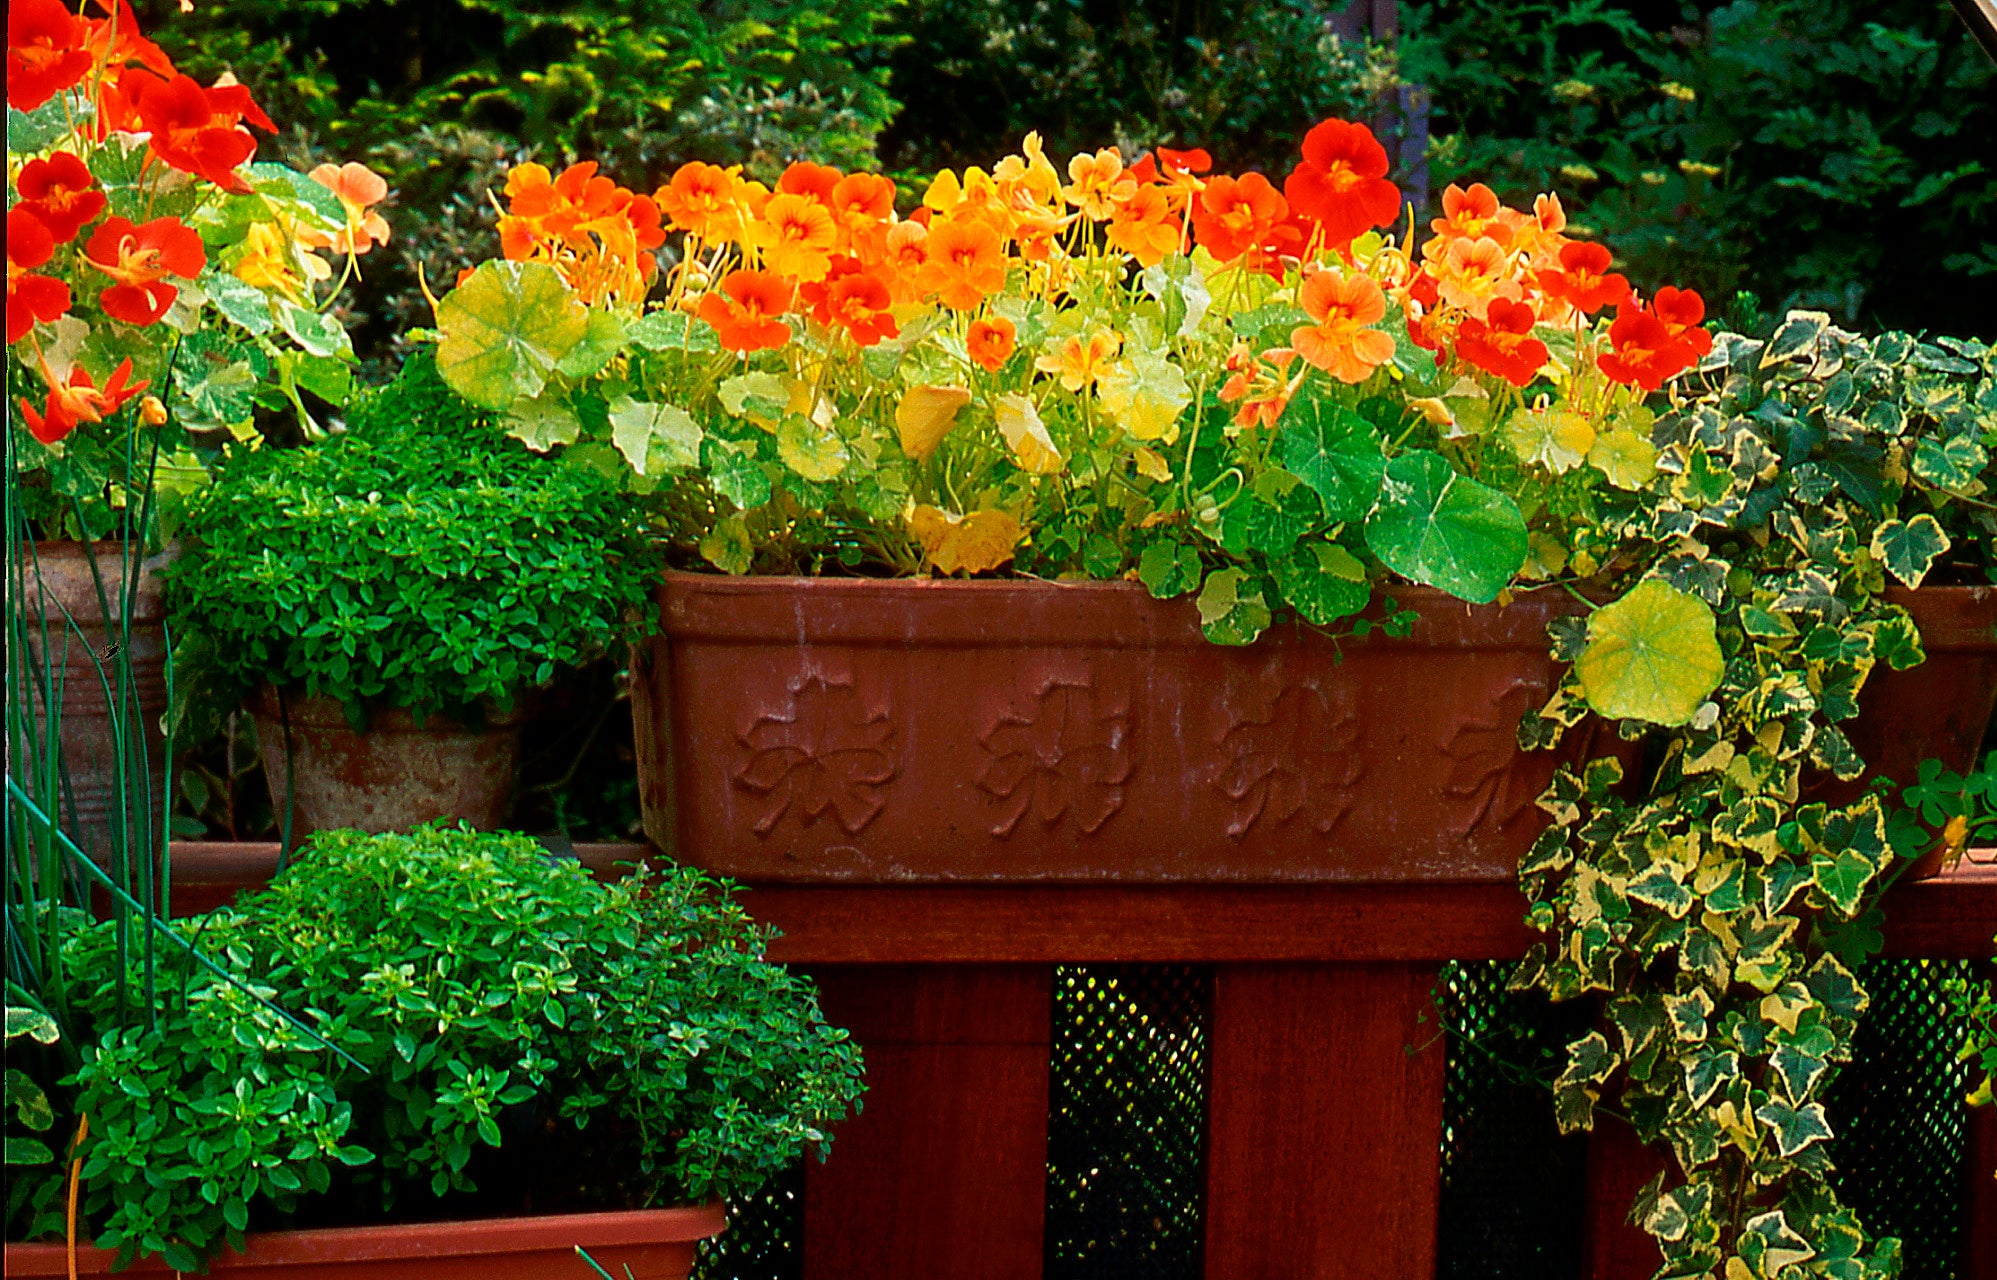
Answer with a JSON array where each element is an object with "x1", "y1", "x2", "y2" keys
[{"x1": 1515, "y1": 315, "x2": 1995, "y2": 1277}]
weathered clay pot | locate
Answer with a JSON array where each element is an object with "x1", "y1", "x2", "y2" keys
[
  {"x1": 1, "y1": 1203, "x2": 726, "y2": 1279},
  {"x1": 251, "y1": 688, "x2": 521, "y2": 836},
  {"x1": 11, "y1": 540, "x2": 171, "y2": 863},
  {"x1": 631, "y1": 576, "x2": 1997, "y2": 884}
]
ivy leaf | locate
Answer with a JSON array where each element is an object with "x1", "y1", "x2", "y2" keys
[
  {"x1": 608, "y1": 396, "x2": 703, "y2": 477},
  {"x1": 1910, "y1": 435, "x2": 1987, "y2": 491},
  {"x1": 1769, "y1": 1043, "x2": 1829, "y2": 1102},
  {"x1": 1575, "y1": 579, "x2": 1724, "y2": 726},
  {"x1": 1279, "y1": 392, "x2": 1386, "y2": 521},
  {"x1": 1760, "y1": 311, "x2": 1829, "y2": 366},
  {"x1": 1754, "y1": 1099, "x2": 1833, "y2": 1158},
  {"x1": 1271, "y1": 541, "x2": 1371, "y2": 625},
  {"x1": 1363, "y1": 450, "x2": 1528, "y2": 604},
  {"x1": 1869, "y1": 515, "x2": 1950, "y2": 588},
  {"x1": 1682, "y1": 1046, "x2": 1738, "y2": 1108},
  {"x1": 1195, "y1": 568, "x2": 1273, "y2": 645},
  {"x1": 435, "y1": 260, "x2": 589, "y2": 410},
  {"x1": 1802, "y1": 953, "x2": 1870, "y2": 1020}
]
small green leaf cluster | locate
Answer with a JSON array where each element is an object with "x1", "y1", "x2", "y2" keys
[
  {"x1": 4, "y1": 1006, "x2": 65, "y2": 1240},
  {"x1": 51, "y1": 824, "x2": 863, "y2": 1267},
  {"x1": 1515, "y1": 317, "x2": 1996, "y2": 1277},
  {"x1": 164, "y1": 353, "x2": 660, "y2": 721}
]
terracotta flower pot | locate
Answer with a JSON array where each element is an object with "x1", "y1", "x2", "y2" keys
[
  {"x1": 630, "y1": 575, "x2": 1997, "y2": 884},
  {"x1": 251, "y1": 687, "x2": 521, "y2": 836},
  {"x1": 1, "y1": 1203, "x2": 725, "y2": 1279},
  {"x1": 10, "y1": 540, "x2": 171, "y2": 863}
]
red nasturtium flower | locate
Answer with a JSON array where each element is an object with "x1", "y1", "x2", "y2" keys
[
  {"x1": 7, "y1": 0, "x2": 94, "y2": 112},
  {"x1": 1598, "y1": 307, "x2": 1695, "y2": 392},
  {"x1": 19, "y1": 357, "x2": 148, "y2": 445},
  {"x1": 1650, "y1": 286, "x2": 1714, "y2": 360},
  {"x1": 7, "y1": 207, "x2": 72, "y2": 343},
  {"x1": 1190, "y1": 172, "x2": 1287, "y2": 264},
  {"x1": 966, "y1": 316, "x2": 1017, "y2": 372},
  {"x1": 699, "y1": 268, "x2": 795, "y2": 354},
  {"x1": 16, "y1": 152, "x2": 107, "y2": 243},
  {"x1": 800, "y1": 258, "x2": 898, "y2": 347},
  {"x1": 1283, "y1": 118, "x2": 1401, "y2": 249},
  {"x1": 1455, "y1": 297, "x2": 1549, "y2": 387},
  {"x1": 1290, "y1": 269, "x2": 1395, "y2": 384},
  {"x1": 1536, "y1": 241, "x2": 1631, "y2": 314},
  {"x1": 135, "y1": 72, "x2": 274, "y2": 193},
  {"x1": 83, "y1": 215, "x2": 206, "y2": 326}
]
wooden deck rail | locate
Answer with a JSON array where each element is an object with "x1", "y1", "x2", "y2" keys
[{"x1": 170, "y1": 845, "x2": 1997, "y2": 1280}]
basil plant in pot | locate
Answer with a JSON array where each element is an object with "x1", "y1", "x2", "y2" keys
[
  {"x1": 2, "y1": 823, "x2": 866, "y2": 1277},
  {"x1": 164, "y1": 353, "x2": 661, "y2": 837}
]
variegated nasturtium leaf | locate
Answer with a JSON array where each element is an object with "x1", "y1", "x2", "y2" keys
[
  {"x1": 1195, "y1": 567, "x2": 1272, "y2": 645},
  {"x1": 1504, "y1": 406, "x2": 1594, "y2": 473},
  {"x1": 504, "y1": 392, "x2": 582, "y2": 451},
  {"x1": 1868, "y1": 514, "x2": 1950, "y2": 588},
  {"x1": 1363, "y1": 449, "x2": 1528, "y2": 604},
  {"x1": 777, "y1": 415, "x2": 849, "y2": 481},
  {"x1": 435, "y1": 260, "x2": 589, "y2": 410},
  {"x1": 557, "y1": 308, "x2": 627, "y2": 379},
  {"x1": 1279, "y1": 391, "x2": 1385, "y2": 521},
  {"x1": 1271, "y1": 540, "x2": 1370, "y2": 625},
  {"x1": 608, "y1": 396, "x2": 703, "y2": 477},
  {"x1": 1588, "y1": 428, "x2": 1659, "y2": 490},
  {"x1": 1575, "y1": 579, "x2": 1724, "y2": 726}
]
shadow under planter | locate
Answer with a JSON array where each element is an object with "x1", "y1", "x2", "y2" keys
[
  {"x1": 2, "y1": 1204, "x2": 724, "y2": 1279},
  {"x1": 251, "y1": 688, "x2": 521, "y2": 836}
]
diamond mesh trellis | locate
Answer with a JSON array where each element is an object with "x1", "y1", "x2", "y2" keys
[
  {"x1": 1044, "y1": 964, "x2": 1212, "y2": 1280},
  {"x1": 692, "y1": 1162, "x2": 802, "y2": 1280},
  {"x1": 1435, "y1": 958, "x2": 1593, "y2": 1280},
  {"x1": 1827, "y1": 958, "x2": 1976, "y2": 1280}
]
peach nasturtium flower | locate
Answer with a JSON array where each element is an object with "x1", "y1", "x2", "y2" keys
[
  {"x1": 1063, "y1": 148, "x2": 1131, "y2": 221},
  {"x1": 1036, "y1": 329, "x2": 1122, "y2": 393},
  {"x1": 1290, "y1": 270, "x2": 1395, "y2": 384},
  {"x1": 303, "y1": 162, "x2": 391, "y2": 256},
  {"x1": 1106, "y1": 184, "x2": 1180, "y2": 266}
]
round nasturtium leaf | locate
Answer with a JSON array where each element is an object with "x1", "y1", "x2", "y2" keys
[
  {"x1": 1279, "y1": 391, "x2": 1385, "y2": 522},
  {"x1": 435, "y1": 261, "x2": 589, "y2": 411},
  {"x1": 1362, "y1": 449, "x2": 1528, "y2": 604},
  {"x1": 1576, "y1": 578, "x2": 1725, "y2": 726}
]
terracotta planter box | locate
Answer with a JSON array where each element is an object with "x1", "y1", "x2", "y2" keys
[
  {"x1": 631, "y1": 576, "x2": 1997, "y2": 884},
  {"x1": 251, "y1": 687, "x2": 521, "y2": 836},
  {"x1": 2, "y1": 1204, "x2": 724, "y2": 1279}
]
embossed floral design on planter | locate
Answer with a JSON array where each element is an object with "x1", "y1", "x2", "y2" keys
[
  {"x1": 734, "y1": 672, "x2": 900, "y2": 835},
  {"x1": 977, "y1": 672, "x2": 1132, "y2": 837},
  {"x1": 1210, "y1": 677, "x2": 1362, "y2": 839},
  {"x1": 1440, "y1": 676, "x2": 1556, "y2": 837}
]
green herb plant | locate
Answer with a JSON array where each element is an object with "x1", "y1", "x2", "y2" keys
[
  {"x1": 45, "y1": 824, "x2": 863, "y2": 1269},
  {"x1": 164, "y1": 353, "x2": 660, "y2": 724}
]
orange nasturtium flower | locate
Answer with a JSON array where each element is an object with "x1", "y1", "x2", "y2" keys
[
  {"x1": 1454, "y1": 296, "x2": 1548, "y2": 388},
  {"x1": 698, "y1": 269, "x2": 795, "y2": 354},
  {"x1": 967, "y1": 317, "x2": 1018, "y2": 372},
  {"x1": 800, "y1": 258, "x2": 898, "y2": 347},
  {"x1": 751, "y1": 192, "x2": 838, "y2": 282},
  {"x1": 1106, "y1": 184, "x2": 1181, "y2": 266},
  {"x1": 302, "y1": 162, "x2": 391, "y2": 256},
  {"x1": 829, "y1": 172, "x2": 896, "y2": 244},
  {"x1": 777, "y1": 161, "x2": 842, "y2": 204},
  {"x1": 656, "y1": 162, "x2": 745, "y2": 243},
  {"x1": 1190, "y1": 173, "x2": 1287, "y2": 264},
  {"x1": 1429, "y1": 182, "x2": 1503, "y2": 245},
  {"x1": 1283, "y1": 118, "x2": 1401, "y2": 249},
  {"x1": 19, "y1": 356, "x2": 149, "y2": 445},
  {"x1": 1035, "y1": 330, "x2": 1122, "y2": 393},
  {"x1": 83, "y1": 214, "x2": 206, "y2": 326},
  {"x1": 7, "y1": 207, "x2": 71, "y2": 343},
  {"x1": 920, "y1": 217, "x2": 1008, "y2": 311},
  {"x1": 1290, "y1": 270, "x2": 1395, "y2": 384}
]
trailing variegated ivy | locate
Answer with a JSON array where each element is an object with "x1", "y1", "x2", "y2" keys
[{"x1": 1516, "y1": 315, "x2": 1995, "y2": 1279}]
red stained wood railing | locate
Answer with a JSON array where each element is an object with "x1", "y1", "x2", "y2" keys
[{"x1": 167, "y1": 845, "x2": 1997, "y2": 1279}]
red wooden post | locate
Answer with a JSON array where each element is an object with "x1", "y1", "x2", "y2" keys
[
  {"x1": 802, "y1": 964, "x2": 1052, "y2": 1280},
  {"x1": 1581, "y1": 1120, "x2": 1666, "y2": 1280},
  {"x1": 1203, "y1": 962, "x2": 1444, "y2": 1280},
  {"x1": 1967, "y1": 1099, "x2": 1996, "y2": 1280}
]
